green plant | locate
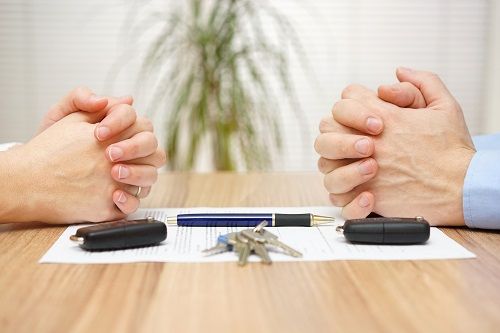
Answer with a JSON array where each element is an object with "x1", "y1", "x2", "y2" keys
[{"x1": 131, "y1": 0, "x2": 306, "y2": 170}]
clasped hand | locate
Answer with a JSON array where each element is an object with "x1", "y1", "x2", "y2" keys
[
  {"x1": 315, "y1": 68, "x2": 476, "y2": 226},
  {"x1": 4, "y1": 87, "x2": 166, "y2": 224}
]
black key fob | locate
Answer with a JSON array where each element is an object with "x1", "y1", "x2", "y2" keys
[
  {"x1": 338, "y1": 216, "x2": 430, "y2": 244},
  {"x1": 70, "y1": 217, "x2": 167, "y2": 251}
]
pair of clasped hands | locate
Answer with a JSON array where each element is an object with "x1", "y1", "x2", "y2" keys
[
  {"x1": 4, "y1": 67, "x2": 474, "y2": 227},
  {"x1": 3, "y1": 87, "x2": 166, "y2": 224},
  {"x1": 315, "y1": 67, "x2": 476, "y2": 226}
]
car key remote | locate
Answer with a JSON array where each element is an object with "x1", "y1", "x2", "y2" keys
[
  {"x1": 70, "y1": 217, "x2": 167, "y2": 251},
  {"x1": 336, "y1": 216, "x2": 430, "y2": 244}
]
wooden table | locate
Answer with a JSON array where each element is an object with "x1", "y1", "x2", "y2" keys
[{"x1": 1, "y1": 172, "x2": 500, "y2": 333}]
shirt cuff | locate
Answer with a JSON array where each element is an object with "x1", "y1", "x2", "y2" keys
[
  {"x1": 0, "y1": 142, "x2": 20, "y2": 152},
  {"x1": 463, "y1": 150, "x2": 500, "y2": 229}
]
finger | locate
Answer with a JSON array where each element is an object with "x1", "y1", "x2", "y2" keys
[
  {"x1": 113, "y1": 190, "x2": 141, "y2": 215},
  {"x1": 106, "y1": 131, "x2": 158, "y2": 162},
  {"x1": 111, "y1": 164, "x2": 159, "y2": 187},
  {"x1": 378, "y1": 82, "x2": 427, "y2": 109},
  {"x1": 315, "y1": 133, "x2": 374, "y2": 159},
  {"x1": 127, "y1": 148, "x2": 167, "y2": 168},
  {"x1": 317, "y1": 157, "x2": 353, "y2": 174},
  {"x1": 112, "y1": 117, "x2": 154, "y2": 142},
  {"x1": 396, "y1": 67, "x2": 455, "y2": 106},
  {"x1": 332, "y1": 99, "x2": 384, "y2": 135},
  {"x1": 319, "y1": 115, "x2": 363, "y2": 135},
  {"x1": 329, "y1": 191, "x2": 359, "y2": 207},
  {"x1": 323, "y1": 158, "x2": 377, "y2": 194},
  {"x1": 341, "y1": 84, "x2": 377, "y2": 101},
  {"x1": 95, "y1": 104, "x2": 137, "y2": 141},
  {"x1": 341, "y1": 192, "x2": 375, "y2": 220}
]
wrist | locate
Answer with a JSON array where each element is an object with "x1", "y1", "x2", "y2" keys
[
  {"x1": 0, "y1": 145, "x2": 52, "y2": 223},
  {"x1": 440, "y1": 148, "x2": 475, "y2": 226},
  {"x1": 0, "y1": 149, "x2": 30, "y2": 222}
]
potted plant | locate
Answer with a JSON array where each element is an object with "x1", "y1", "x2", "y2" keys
[{"x1": 126, "y1": 0, "x2": 306, "y2": 170}]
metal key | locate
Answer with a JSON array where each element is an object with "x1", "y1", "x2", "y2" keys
[
  {"x1": 202, "y1": 232, "x2": 238, "y2": 256},
  {"x1": 253, "y1": 220, "x2": 268, "y2": 233},
  {"x1": 258, "y1": 229, "x2": 302, "y2": 258},
  {"x1": 235, "y1": 233, "x2": 253, "y2": 266},
  {"x1": 240, "y1": 229, "x2": 272, "y2": 264}
]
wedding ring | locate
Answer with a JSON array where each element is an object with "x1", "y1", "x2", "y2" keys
[{"x1": 134, "y1": 186, "x2": 142, "y2": 198}]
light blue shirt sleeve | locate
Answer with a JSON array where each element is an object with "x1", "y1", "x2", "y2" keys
[
  {"x1": 463, "y1": 134, "x2": 500, "y2": 229},
  {"x1": 473, "y1": 133, "x2": 500, "y2": 150}
]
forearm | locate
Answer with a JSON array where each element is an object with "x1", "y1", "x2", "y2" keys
[{"x1": 0, "y1": 149, "x2": 34, "y2": 223}]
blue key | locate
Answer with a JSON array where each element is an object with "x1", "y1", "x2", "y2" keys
[{"x1": 202, "y1": 232, "x2": 236, "y2": 256}]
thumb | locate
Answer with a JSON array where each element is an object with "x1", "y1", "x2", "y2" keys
[
  {"x1": 59, "y1": 86, "x2": 109, "y2": 114},
  {"x1": 378, "y1": 81, "x2": 427, "y2": 108},
  {"x1": 39, "y1": 87, "x2": 109, "y2": 133},
  {"x1": 395, "y1": 67, "x2": 454, "y2": 106}
]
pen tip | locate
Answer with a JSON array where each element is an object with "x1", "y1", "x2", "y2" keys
[
  {"x1": 166, "y1": 216, "x2": 177, "y2": 224},
  {"x1": 312, "y1": 215, "x2": 335, "y2": 225}
]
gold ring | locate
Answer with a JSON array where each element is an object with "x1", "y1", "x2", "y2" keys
[{"x1": 134, "y1": 186, "x2": 142, "y2": 198}]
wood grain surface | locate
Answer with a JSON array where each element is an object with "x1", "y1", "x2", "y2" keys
[{"x1": 1, "y1": 172, "x2": 499, "y2": 333}]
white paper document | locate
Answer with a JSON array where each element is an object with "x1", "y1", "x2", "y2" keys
[{"x1": 40, "y1": 206, "x2": 475, "y2": 264}]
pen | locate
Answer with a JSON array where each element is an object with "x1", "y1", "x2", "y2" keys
[{"x1": 165, "y1": 213, "x2": 335, "y2": 227}]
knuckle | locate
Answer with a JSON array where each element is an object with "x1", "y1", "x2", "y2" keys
[
  {"x1": 73, "y1": 86, "x2": 88, "y2": 96},
  {"x1": 118, "y1": 104, "x2": 136, "y2": 114},
  {"x1": 142, "y1": 131, "x2": 158, "y2": 148},
  {"x1": 331, "y1": 100, "x2": 342, "y2": 114},
  {"x1": 319, "y1": 116, "x2": 332, "y2": 132},
  {"x1": 323, "y1": 172, "x2": 340, "y2": 194},
  {"x1": 317, "y1": 158, "x2": 327, "y2": 172},
  {"x1": 129, "y1": 142, "x2": 140, "y2": 156},
  {"x1": 137, "y1": 117, "x2": 154, "y2": 132},
  {"x1": 341, "y1": 84, "x2": 356, "y2": 98},
  {"x1": 157, "y1": 149, "x2": 167, "y2": 166},
  {"x1": 337, "y1": 141, "x2": 350, "y2": 157},
  {"x1": 329, "y1": 194, "x2": 346, "y2": 207},
  {"x1": 142, "y1": 187, "x2": 151, "y2": 197},
  {"x1": 422, "y1": 71, "x2": 440, "y2": 82},
  {"x1": 314, "y1": 136, "x2": 322, "y2": 154},
  {"x1": 143, "y1": 118, "x2": 154, "y2": 132},
  {"x1": 151, "y1": 134, "x2": 159, "y2": 148},
  {"x1": 427, "y1": 71, "x2": 438, "y2": 79}
]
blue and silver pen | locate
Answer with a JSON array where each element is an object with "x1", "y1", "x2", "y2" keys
[{"x1": 166, "y1": 213, "x2": 334, "y2": 227}]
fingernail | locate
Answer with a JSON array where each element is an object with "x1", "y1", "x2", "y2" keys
[
  {"x1": 90, "y1": 94, "x2": 106, "y2": 103},
  {"x1": 358, "y1": 159, "x2": 374, "y2": 175},
  {"x1": 118, "y1": 165, "x2": 129, "y2": 179},
  {"x1": 96, "y1": 126, "x2": 110, "y2": 140},
  {"x1": 354, "y1": 138, "x2": 371, "y2": 155},
  {"x1": 366, "y1": 117, "x2": 382, "y2": 133},
  {"x1": 358, "y1": 194, "x2": 370, "y2": 208},
  {"x1": 117, "y1": 192, "x2": 127, "y2": 204},
  {"x1": 398, "y1": 66, "x2": 414, "y2": 74},
  {"x1": 390, "y1": 84, "x2": 401, "y2": 92},
  {"x1": 108, "y1": 146, "x2": 124, "y2": 161}
]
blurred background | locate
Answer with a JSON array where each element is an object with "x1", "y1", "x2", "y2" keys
[{"x1": 0, "y1": 0, "x2": 498, "y2": 171}]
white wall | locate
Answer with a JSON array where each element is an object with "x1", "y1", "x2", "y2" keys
[
  {"x1": 485, "y1": 0, "x2": 500, "y2": 133},
  {"x1": 0, "y1": 0, "x2": 494, "y2": 170}
]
